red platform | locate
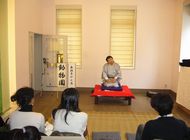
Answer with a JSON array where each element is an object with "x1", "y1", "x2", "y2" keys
[{"x1": 91, "y1": 85, "x2": 135, "y2": 105}]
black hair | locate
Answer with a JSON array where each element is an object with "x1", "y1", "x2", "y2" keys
[
  {"x1": 106, "y1": 56, "x2": 113, "y2": 62},
  {"x1": 150, "y1": 93, "x2": 174, "y2": 116},
  {"x1": 9, "y1": 126, "x2": 41, "y2": 140},
  {"x1": 56, "y1": 88, "x2": 80, "y2": 125},
  {"x1": 11, "y1": 87, "x2": 34, "y2": 108}
]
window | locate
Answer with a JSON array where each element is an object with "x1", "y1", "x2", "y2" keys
[
  {"x1": 111, "y1": 8, "x2": 136, "y2": 69},
  {"x1": 56, "y1": 8, "x2": 82, "y2": 67},
  {"x1": 180, "y1": 5, "x2": 190, "y2": 62}
]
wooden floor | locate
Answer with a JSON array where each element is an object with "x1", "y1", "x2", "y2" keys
[{"x1": 33, "y1": 88, "x2": 190, "y2": 140}]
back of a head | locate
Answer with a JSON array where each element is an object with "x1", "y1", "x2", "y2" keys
[
  {"x1": 150, "y1": 93, "x2": 173, "y2": 116},
  {"x1": 10, "y1": 126, "x2": 41, "y2": 140},
  {"x1": 11, "y1": 87, "x2": 34, "y2": 108},
  {"x1": 9, "y1": 129, "x2": 24, "y2": 140},
  {"x1": 59, "y1": 88, "x2": 80, "y2": 112},
  {"x1": 58, "y1": 88, "x2": 80, "y2": 125},
  {"x1": 23, "y1": 126, "x2": 41, "y2": 140}
]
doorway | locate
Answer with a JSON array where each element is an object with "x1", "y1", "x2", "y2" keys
[
  {"x1": 29, "y1": 33, "x2": 68, "y2": 92},
  {"x1": 29, "y1": 33, "x2": 43, "y2": 92}
]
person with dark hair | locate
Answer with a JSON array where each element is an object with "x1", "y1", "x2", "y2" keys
[
  {"x1": 102, "y1": 56, "x2": 122, "y2": 89},
  {"x1": 9, "y1": 126, "x2": 41, "y2": 140},
  {"x1": 9, "y1": 87, "x2": 45, "y2": 133},
  {"x1": 52, "y1": 88, "x2": 88, "y2": 137},
  {"x1": 142, "y1": 93, "x2": 189, "y2": 140},
  {"x1": 0, "y1": 116, "x2": 5, "y2": 127}
]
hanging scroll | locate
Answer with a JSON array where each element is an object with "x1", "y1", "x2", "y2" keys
[
  {"x1": 57, "y1": 63, "x2": 67, "y2": 87},
  {"x1": 68, "y1": 63, "x2": 76, "y2": 88}
]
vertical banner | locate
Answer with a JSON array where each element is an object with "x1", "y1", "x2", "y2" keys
[
  {"x1": 57, "y1": 63, "x2": 67, "y2": 87},
  {"x1": 68, "y1": 63, "x2": 76, "y2": 88}
]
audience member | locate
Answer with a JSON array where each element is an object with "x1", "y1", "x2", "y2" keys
[
  {"x1": 9, "y1": 87, "x2": 45, "y2": 133},
  {"x1": 52, "y1": 88, "x2": 88, "y2": 137},
  {"x1": 0, "y1": 116, "x2": 5, "y2": 127},
  {"x1": 9, "y1": 126, "x2": 41, "y2": 140},
  {"x1": 142, "y1": 93, "x2": 189, "y2": 140}
]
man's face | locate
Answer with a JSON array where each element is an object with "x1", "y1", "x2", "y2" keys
[{"x1": 107, "y1": 58, "x2": 114, "y2": 65}]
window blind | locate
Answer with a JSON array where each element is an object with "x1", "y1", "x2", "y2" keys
[
  {"x1": 111, "y1": 9, "x2": 136, "y2": 69},
  {"x1": 56, "y1": 9, "x2": 82, "y2": 67}
]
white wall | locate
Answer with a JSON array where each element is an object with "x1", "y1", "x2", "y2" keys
[
  {"x1": 15, "y1": 0, "x2": 179, "y2": 89},
  {"x1": 171, "y1": 0, "x2": 180, "y2": 93},
  {"x1": 41, "y1": 0, "x2": 177, "y2": 89},
  {"x1": 15, "y1": 0, "x2": 43, "y2": 88},
  {"x1": 8, "y1": 0, "x2": 16, "y2": 97}
]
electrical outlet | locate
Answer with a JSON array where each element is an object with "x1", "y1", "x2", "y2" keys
[{"x1": 164, "y1": 84, "x2": 167, "y2": 88}]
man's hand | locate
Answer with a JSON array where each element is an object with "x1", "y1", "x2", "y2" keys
[
  {"x1": 110, "y1": 78, "x2": 116, "y2": 83},
  {"x1": 106, "y1": 78, "x2": 116, "y2": 83}
]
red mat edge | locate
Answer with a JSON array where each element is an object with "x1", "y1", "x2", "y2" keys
[{"x1": 91, "y1": 84, "x2": 135, "y2": 98}]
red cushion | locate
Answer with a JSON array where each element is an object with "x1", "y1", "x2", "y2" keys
[{"x1": 91, "y1": 85, "x2": 135, "y2": 98}]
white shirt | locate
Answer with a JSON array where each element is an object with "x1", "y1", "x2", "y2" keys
[
  {"x1": 53, "y1": 109, "x2": 88, "y2": 136},
  {"x1": 9, "y1": 111, "x2": 45, "y2": 133},
  {"x1": 156, "y1": 113, "x2": 174, "y2": 119},
  {"x1": 102, "y1": 62, "x2": 121, "y2": 81}
]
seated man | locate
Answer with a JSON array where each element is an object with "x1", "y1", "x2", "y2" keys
[
  {"x1": 102, "y1": 56, "x2": 122, "y2": 90},
  {"x1": 142, "y1": 93, "x2": 189, "y2": 140}
]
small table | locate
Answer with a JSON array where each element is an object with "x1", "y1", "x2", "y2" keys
[{"x1": 91, "y1": 85, "x2": 135, "y2": 105}]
